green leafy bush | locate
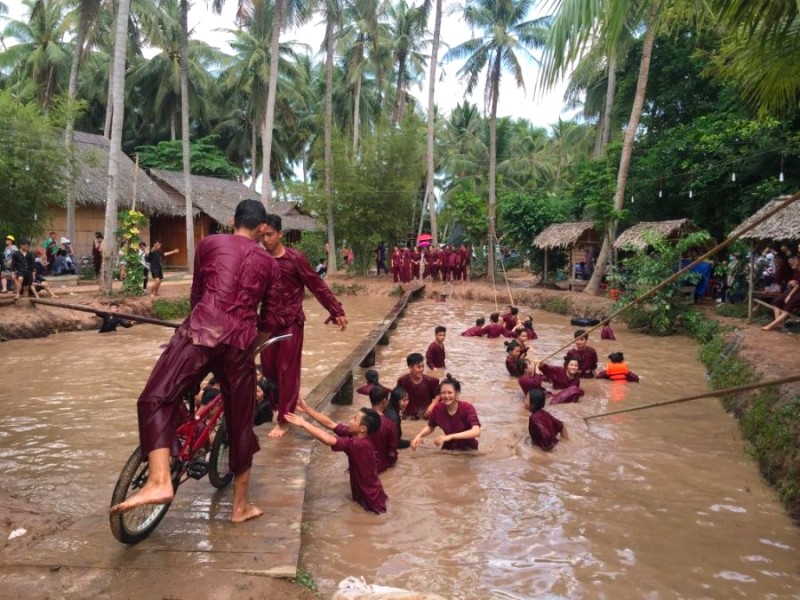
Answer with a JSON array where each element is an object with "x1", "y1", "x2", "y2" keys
[{"x1": 151, "y1": 297, "x2": 191, "y2": 321}]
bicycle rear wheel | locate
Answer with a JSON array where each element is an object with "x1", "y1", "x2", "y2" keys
[
  {"x1": 208, "y1": 421, "x2": 234, "y2": 489},
  {"x1": 109, "y1": 446, "x2": 176, "y2": 544}
]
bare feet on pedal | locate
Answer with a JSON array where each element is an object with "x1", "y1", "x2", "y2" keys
[
  {"x1": 232, "y1": 503, "x2": 264, "y2": 523},
  {"x1": 109, "y1": 484, "x2": 174, "y2": 514},
  {"x1": 268, "y1": 423, "x2": 289, "y2": 438}
]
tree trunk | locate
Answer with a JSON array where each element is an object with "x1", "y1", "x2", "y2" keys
[
  {"x1": 65, "y1": 17, "x2": 90, "y2": 246},
  {"x1": 600, "y1": 52, "x2": 617, "y2": 150},
  {"x1": 392, "y1": 54, "x2": 406, "y2": 127},
  {"x1": 103, "y1": 55, "x2": 114, "y2": 138},
  {"x1": 261, "y1": 0, "x2": 284, "y2": 203},
  {"x1": 170, "y1": 111, "x2": 176, "y2": 140},
  {"x1": 179, "y1": 0, "x2": 194, "y2": 273},
  {"x1": 424, "y1": 0, "x2": 442, "y2": 246},
  {"x1": 352, "y1": 72, "x2": 362, "y2": 155},
  {"x1": 324, "y1": 9, "x2": 338, "y2": 273},
  {"x1": 585, "y1": 0, "x2": 660, "y2": 295},
  {"x1": 250, "y1": 122, "x2": 258, "y2": 191},
  {"x1": 487, "y1": 54, "x2": 501, "y2": 288},
  {"x1": 102, "y1": 0, "x2": 131, "y2": 294}
]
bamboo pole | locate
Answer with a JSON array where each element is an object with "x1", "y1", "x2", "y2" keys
[
  {"x1": 584, "y1": 374, "x2": 800, "y2": 422},
  {"x1": 30, "y1": 298, "x2": 180, "y2": 328},
  {"x1": 132, "y1": 153, "x2": 139, "y2": 212},
  {"x1": 538, "y1": 192, "x2": 800, "y2": 365}
]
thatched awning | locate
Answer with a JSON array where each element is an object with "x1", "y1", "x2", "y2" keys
[
  {"x1": 148, "y1": 169, "x2": 319, "y2": 231},
  {"x1": 73, "y1": 132, "x2": 176, "y2": 215},
  {"x1": 533, "y1": 221, "x2": 597, "y2": 249},
  {"x1": 729, "y1": 196, "x2": 800, "y2": 241},
  {"x1": 613, "y1": 219, "x2": 701, "y2": 250}
]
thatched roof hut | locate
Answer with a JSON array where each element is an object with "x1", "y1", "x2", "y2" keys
[
  {"x1": 729, "y1": 196, "x2": 800, "y2": 241},
  {"x1": 533, "y1": 221, "x2": 597, "y2": 249},
  {"x1": 73, "y1": 132, "x2": 175, "y2": 215},
  {"x1": 147, "y1": 169, "x2": 319, "y2": 232},
  {"x1": 613, "y1": 219, "x2": 703, "y2": 250}
]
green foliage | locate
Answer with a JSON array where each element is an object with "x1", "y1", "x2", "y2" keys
[
  {"x1": 682, "y1": 310, "x2": 720, "y2": 344},
  {"x1": 136, "y1": 136, "x2": 243, "y2": 179},
  {"x1": 287, "y1": 231, "x2": 326, "y2": 268},
  {"x1": 540, "y1": 296, "x2": 571, "y2": 315},
  {"x1": 151, "y1": 297, "x2": 191, "y2": 321},
  {"x1": 0, "y1": 91, "x2": 69, "y2": 243},
  {"x1": 116, "y1": 210, "x2": 148, "y2": 296},
  {"x1": 306, "y1": 122, "x2": 425, "y2": 276},
  {"x1": 715, "y1": 303, "x2": 749, "y2": 319},
  {"x1": 293, "y1": 569, "x2": 318, "y2": 593},
  {"x1": 613, "y1": 231, "x2": 712, "y2": 335}
]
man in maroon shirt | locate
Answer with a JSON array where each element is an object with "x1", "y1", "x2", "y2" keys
[
  {"x1": 260, "y1": 214, "x2": 347, "y2": 438},
  {"x1": 110, "y1": 200, "x2": 287, "y2": 523},
  {"x1": 480, "y1": 313, "x2": 514, "y2": 338},
  {"x1": 564, "y1": 330, "x2": 598, "y2": 378},
  {"x1": 396, "y1": 352, "x2": 440, "y2": 419},
  {"x1": 461, "y1": 317, "x2": 485, "y2": 336},
  {"x1": 425, "y1": 325, "x2": 447, "y2": 370},
  {"x1": 285, "y1": 408, "x2": 387, "y2": 513},
  {"x1": 501, "y1": 305, "x2": 519, "y2": 331}
]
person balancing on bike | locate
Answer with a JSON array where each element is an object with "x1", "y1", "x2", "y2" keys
[{"x1": 110, "y1": 199, "x2": 288, "y2": 523}]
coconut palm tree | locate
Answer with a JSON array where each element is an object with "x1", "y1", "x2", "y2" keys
[
  {"x1": 101, "y1": 0, "x2": 132, "y2": 293},
  {"x1": 423, "y1": 0, "x2": 441, "y2": 245},
  {"x1": 387, "y1": 0, "x2": 428, "y2": 126},
  {"x1": 323, "y1": 0, "x2": 343, "y2": 271},
  {"x1": 443, "y1": 0, "x2": 550, "y2": 285}
]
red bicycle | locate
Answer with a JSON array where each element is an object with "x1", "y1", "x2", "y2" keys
[{"x1": 109, "y1": 334, "x2": 290, "y2": 544}]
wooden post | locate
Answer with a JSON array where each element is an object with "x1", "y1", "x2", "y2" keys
[
  {"x1": 747, "y1": 245, "x2": 755, "y2": 322},
  {"x1": 543, "y1": 250, "x2": 548, "y2": 287},
  {"x1": 132, "y1": 153, "x2": 139, "y2": 212}
]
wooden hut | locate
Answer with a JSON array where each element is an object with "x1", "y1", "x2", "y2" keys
[
  {"x1": 46, "y1": 132, "x2": 176, "y2": 258},
  {"x1": 147, "y1": 169, "x2": 319, "y2": 267},
  {"x1": 532, "y1": 221, "x2": 601, "y2": 290},
  {"x1": 613, "y1": 219, "x2": 706, "y2": 251},
  {"x1": 729, "y1": 196, "x2": 800, "y2": 320}
]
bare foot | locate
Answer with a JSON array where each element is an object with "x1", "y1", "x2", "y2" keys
[
  {"x1": 231, "y1": 503, "x2": 264, "y2": 523},
  {"x1": 109, "y1": 484, "x2": 174, "y2": 515},
  {"x1": 268, "y1": 423, "x2": 289, "y2": 438}
]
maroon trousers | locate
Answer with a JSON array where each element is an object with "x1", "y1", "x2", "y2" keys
[
  {"x1": 260, "y1": 321, "x2": 304, "y2": 425},
  {"x1": 137, "y1": 327, "x2": 260, "y2": 474}
]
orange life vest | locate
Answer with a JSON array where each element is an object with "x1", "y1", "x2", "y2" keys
[{"x1": 605, "y1": 362, "x2": 630, "y2": 381}]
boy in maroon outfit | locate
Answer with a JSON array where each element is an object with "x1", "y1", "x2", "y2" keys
[
  {"x1": 461, "y1": 317, "x2": 485, "y2": 337},
  {"x1": 285, "y1": 408, "x2": 387, "y2": 513},
  {"x1": 260, "y1": 214, "x2": 347, "y2": 438},
  {"x1": 526, "y1": 389, "x2": 568, "y2": 451},
  {"x1": 425, "y1": 325, "x2": 447, "y2": 370},
  {"x1": 564, "y1": 329, "x2": 598, "y2": 378},
  {"x1": 480, "y1": 313, "x2": 514, "y2": 338},
  {"x1": 110, "y1": 200, "x2": 287, "y2": 523},
  {"x1": 396, "y1": 352, "x2": 440, "y2": 419},
  {"x1": 501, "y1": 305, "x2": 519, "y2": 331}
]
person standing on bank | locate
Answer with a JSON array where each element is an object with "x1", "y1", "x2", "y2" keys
[
  {"x1": 260, "y1": 213, "x2": 348, "y2": 438},
  {"x1": 147, "y1": 241, "x2": 179, "y2": 297},
  {"x1": 109, "y1": 199, "x2": 288, "y2": 523}
]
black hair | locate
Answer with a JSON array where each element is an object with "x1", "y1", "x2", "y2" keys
[
  {"x1": 95, "y1": 231, "x2": 103, "y2": 238},
  {"x1": 369, "y1": 385, "x2": 389, "y2": 407},
  {"x1": 510, "y1": 306, "x2": 519, "y2": 315},
  {"x1": 365, "y1": 369, "x2": 379, "y2": 385},
  {"x1": 56, "y1": 249, "x2": 66, "y2": 256},
  {"x1": 406, "y1": 352, "x2": 424, "y2": 366},
  {"x1": 475, "y1": 317, "x2": 485, "y2": 327},
  {"x1": 527, "y1": 388, "x2": 546, "y2": 412},
  {"x1": 522, "y1": 316, "x2": 533, "y2": 328},
  {"x1": 439, "y1": 373, "x2": 461, "y2": 394},
  {"x1": 234, "y1": 199, "x2": 268, "y2": 229},
  {"x1": 434, "y1": 325, "x2": 447, "y2": 334},
  {"x1": 319, "y1": 257, "x2": 327, "y2": 263},
  {"x1": 20, "y1": 239, "x2": 30, "y2": 246},
  {"x1": 608, "y1": 351, "x2": 625, "y2": 363},
  {"x1": 264, "y1": 213, "x2": 283, "y2": 232},
  {"x1": 564, "y1": 356, "x2": 580, "y2": 369},
  {"x1": 389, "y1": 386, "x2": 407, "y2": 413},
  {"x1": 49, "y1": 231, "x2": 55, "y2": 236},
  {"x1": 574, "y1": 329, "x2": 588, "y2": 339},
  {"x1": 490, "y1": 312, "x2": 500, "y2": 323},
  {"x1": 359, "y1": 407, "x2": 381, "y2": 434},
  {"x1": 504, "y1": 340, "x2": 521, "y2": 353}
]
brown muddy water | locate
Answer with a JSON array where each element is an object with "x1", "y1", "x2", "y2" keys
[
  {"x1": 1, "y1": 296, "x2": 798, "y2": 599},
  {"x1": 299, "y1": 300, "x2": 800, "y2": 599}
]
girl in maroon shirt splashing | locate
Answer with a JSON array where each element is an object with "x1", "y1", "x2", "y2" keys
[{"x1": 411, "y1": 374, "x2": 481, "y2": 451}]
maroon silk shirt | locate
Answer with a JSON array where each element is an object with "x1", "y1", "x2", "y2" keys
[
  {"x1": 565, "y1": 346, "x2": 598, "y2": 378},
  {"x1": 538, "y1": 363, "x2": 582, "y2": 390},
  {"x1": 480, "y1": 323, "x2": 513, "y2": 338},
  {"x1": 426, "y1": 341, "x2": 446, "y2": 370},
  {"x1": 397, "y1": 373, "x2": 440, "y2": 418},
  {"x1": 262, "y1": 247, "x2": 345, "y2": 326},
  {"x1": 332, "y1": 435, "x2": 387, "y2": 513},
  {"x1": 427, "y1": 401, "x2": 480, "y2": 451},
  {"x1": 335, "y1": 418, "x2": 397, "y2": 474},
  {"x1": 189, "y1": 234, "x2": 285, "y2": 350},
  {"x1": 461, "y1": 325, "x2": 483, "y2": 337},
  {"x1": 528, "y1": 410, "x2": 564, "y2": 451}
]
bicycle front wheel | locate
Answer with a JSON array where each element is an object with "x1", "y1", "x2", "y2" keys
[
  {"x1": 109, "y1": 446, "x2": 175, "y2": 544},
  {"x1": 208, "y1": 421, "x2": 234, "y2": 489}
]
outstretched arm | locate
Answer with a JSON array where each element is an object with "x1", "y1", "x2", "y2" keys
[
  {"x1": 434, "y1": 425, "x2": 480, "y2": 447},
  {"x1": 284, "y1": 413, "x2": 337, "y2": 447},
  {"x1": 295, "y1": 398, "x2": 337, "y2": 431},
  {"x1": 411, "y1": 424, "x2": 435, "y2": 451}
]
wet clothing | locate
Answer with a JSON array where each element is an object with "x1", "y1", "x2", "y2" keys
[
  {"x1": 600, "y1": 325, "x2": 616, "y2": 340},
  {"x1": 356, "y1": 383, "x2": 390, "y2": 397},
  {"x1": 98, "y1": 314, "x2": 133, "y2": 333},
  {"x1": 597, "y1": 362, "x2": 640, "y2": 382},
  {"x1": 461, "y1": 325, "x2": 483, "y2": 337},
  {"x1": 384, "y1": 405, "x2": 410, "y2": 449},
  {"x1": 260, "y1": 247, "x2": 345, "y2": 425},
  {"x1": 549, "y1": 386, "x2": 584, "y2": 404},
  {"x1": 397, "y1": 373, "x2": 439, "y2": 419},
  {"x1": 137, "y1": 234, "x2": 285, "y2": 475},
  {"x1": 519, "y1": 374, "x2": 547, "y2": 396},
  {"x1": 565, "y1": 346, "x2": 598, "y2": 378},
  {"x1": 425, "y1": 341, "x2": 446, "y2": 370},
  {"x1": 505, "y1": 355, "x2": 526, "y2": 377},
  {"x1": 332, "y1": 435, "x2": 387, "y2": 513},
  {"x1": 426, "y1": 401, "x2": 480, "y2": 451},
  {"x1": 538, "y1": 363, "x2": 581, "y2": 390},
  {"x1": 528, "y1": 410, "x2": 564, "y2": 451},
  {"x1": 480, "y1": 323, "x2": 513, "y2": 339},
  {"x1": 501, "y1": 312, "x2": 518, "y2": 331}
]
